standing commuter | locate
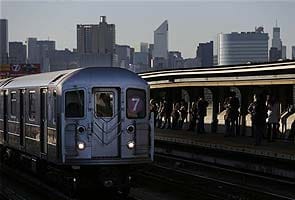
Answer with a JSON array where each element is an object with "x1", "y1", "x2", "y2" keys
[
  {"x1": 248, "y1": 94, "x2": 267, "y2": 145},
  {"x1": 149, "y1": 99, "x2": 158, "y2": 127},
  {"x1": 266, "y1": 95, "x2": 280, "y2": 141},
  {"x1": 196, "y1": 97, "x2": 209, "y2": 134},
  {"x1": 187, "y1": 101, "x2": 198, "y2": 131},
  {"x1": 224, "y1": 91, "x2": 240, "y2": 136},
  {"x1": 179, "y1": 100, "x2": 188, "y2": 129},
  {"x1": 171, "y1": 102, "x2": 181, "y2": 129},
  {"x1": 161, "y1": 99, "x2": 172, "y2": 129}
]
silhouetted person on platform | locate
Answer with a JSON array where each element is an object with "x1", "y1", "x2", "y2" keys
[
  {"x1": 248, "y1": 94, "x2": 267, "y2": 145},
  {"x1": 224, "y1": 91, "x2": 240, "y2": 136},
  {"x1": 187, "y1": 101, "x2": 198, "y2": 131},
  {"x1": 266, "y1": 95, "x2": 280, "y2": 142},
  {"x1": 178, "y1": 100, "x2": 188, "y2": 129},
  {"x1": 196, "y1": 97, "x2": 208, "y2": 134}
]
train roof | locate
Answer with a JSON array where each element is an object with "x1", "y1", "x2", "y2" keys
[
  {"x1": 1, "y1": 67, "x2": 147, "y2": 89},
  {"x1": 0, "y1": 78, "x2": 12, "y2": 87}
]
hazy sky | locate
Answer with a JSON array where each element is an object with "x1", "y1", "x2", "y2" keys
[{"x1": 1, "y1": 1, "x2": 295, "y2": 58}]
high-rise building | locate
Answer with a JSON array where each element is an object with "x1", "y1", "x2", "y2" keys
[
  {"x1": 292, "y1": 46, "x2": 295, "y2": 60},
  {"x1": 153, "y1": 20, "x2": 168, "y2": 68},
  {"x1": 77, "y1": 16, "x2": 115, "y2": 55},
  {"x1": 272, "y1": 26, "x2": 282, "y2": 52},
  {"x1": 9, "y1": 42, "x2": 27, "y2": 64},
  {"x1": 140, "y1": 42, "x2": 149, "y2": 53},
  {"x1": 196, "y1": 41, "x2": 213, "y2": 67},
  {"x1": 168, "y1": 51, "x2": 184, "y2": 69},
  {"x1": 269, "y1": 47, "x2": 281, "y2": 62},
  {"x1": 0, "y1": 19, "x2": 8, "y2": 64},
  {"x1": 282, "y1": 45, "x2": 286, "y2": 60},
  {"x1": 269, "y1": 25, "x2": 283, "y2": 61},
  {"x1": 115, "y1": 44, "x2": 132, "y2": 68},
  {"x1": 134, "y1": 52, "x2": 149, "y2": 68},
  {"x1": 218, "y1": 27, "x2": 269, "y2": 65},
  {"x1": 27, "y1": 38, "x2": 56, "y2": 72},
  {"x1": 27, "y1": 38, "x2": 39, "y2": 63}
]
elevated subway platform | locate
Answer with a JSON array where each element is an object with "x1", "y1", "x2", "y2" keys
[{"x1": 155, "y1": 128, "x2": 295, "y2": 161}]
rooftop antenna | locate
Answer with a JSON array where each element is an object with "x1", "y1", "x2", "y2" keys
[{"x1": 276, "y1": 19, "x2": 278, "y2": 27}]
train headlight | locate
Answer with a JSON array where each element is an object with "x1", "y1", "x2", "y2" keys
[
  {"x1": 126, "y1": 125, "x2": 135, "y2": 134},
  {"x1": 127, "y1": 141, "x2": 135, "y2": 149},
  {"x1": 77, "y1": 141, "x2": 86, "y2": 150},
  {"x1": 77, "y1": 125, "x2": 85, "y2": 133}
]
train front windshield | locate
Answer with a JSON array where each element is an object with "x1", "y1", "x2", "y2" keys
[{"x1": 126, "y1": 89, "x2": 146, "y2": 119}]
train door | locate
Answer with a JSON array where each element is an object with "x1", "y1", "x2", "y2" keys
[
  {"x1": 40, "y1": 89, "x2": 48, "y2": 155},
  {"x1": 92, "y1": 88, "x2": 120, "y2": 157},
  {"x1": 3, "y1": 90, "x2": 8, "y2": 143},
  {"x1": 19, "y1": 89, "x2": 25, "y2": 147}
]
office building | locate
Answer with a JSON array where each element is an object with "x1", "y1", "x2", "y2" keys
[
  {"x1": 168, "y1": 51, "x2": 183, "y2": 69},
  {"x1": 196, "y1": 41, "x2": 213, "y2": 67},
  {"x1": 218, "y1": 27, "x2": 269, "y2": 65},
  {"x1": 282, "y1": 45, "x2": 286, "y2": 60},
  {"x1": 77, "y1": 16, "x2": 115, "y2": 55},
  {"x1": 134, "y1": 52, "x2": 149, "y2": 68},
  {"x1": 153, "y1": 20, "x2": 168, "y2": 68},
  {"x1": 0, "y1": 19, "x2": 8, "y2": 64},
  {"x1": 27, "y1": 38, "x2": 56, "y2": 72},
  {"x1": 269, "y1": 47, "x2": 281, "y2": 62},
  {"x1": 272, "y1": 26, "x2": 282, "y2": 52},
  {"x1": 292, "y1": 46, "x2": 295, "y2": 60},
  {"x1": 140, "y1": 42, "x2": 149, "y2": 53},
  {"x1": 9, "y1": 42, "x2": 27, "y2": 64},
  {"x1": 269, "y1": 25, "x2": 283, "y2": 61},
  {"x1": 115, "y1": 44, "x2": 132, "y2": 68}
]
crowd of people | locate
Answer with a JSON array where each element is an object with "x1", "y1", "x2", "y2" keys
[
  {"x1": 150, "y1": 97, "x2": 209, "y2": 134},
  {"x1": 150, "y1": 91, "x2": 294, "y2": 145}
]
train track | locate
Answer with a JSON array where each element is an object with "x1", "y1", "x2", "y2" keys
[
  {"x1": 139, "y1": 153, "x2": 295, "y2": 200},
  {"x1": 0, "y1": 162, "x2": 74, "y2": 200},
  {"x1": 0, "y1": 162, "x2": 138, "y2": 200}
]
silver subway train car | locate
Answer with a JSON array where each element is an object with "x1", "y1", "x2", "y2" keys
[{"x1": 0, "y1": 67, "x2": 154, "y2": 192}]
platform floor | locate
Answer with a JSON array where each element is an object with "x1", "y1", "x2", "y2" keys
[{"x1": 155, "y1": 128, "x2": 295, "y2": 161}]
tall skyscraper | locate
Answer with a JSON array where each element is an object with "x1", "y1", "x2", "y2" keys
[
  {"x1": 272, "y1": 26, "x2": 282, "y2": 52},
  {"x1": 292, "y1": 46, "x2": 295, "y2": 60},
  {"x1": 269, "y1": 24, "x2": 283, "y2": 61},
  {"x1": 196, "y1": 41, "x2": 213, "y2": 67},
  {"x1": 27, "y1": 38, "x2": 39, "y2": 63},
  {"x1": 77, "y1": 16, "x2": 115, "y2": 55},
  {"x1": 153, "y1": 20, "x2": 168, "y2": 68},
  {"x1": 218, "y1": 27, "x2": 269, "y2": 65},
  {"x1": 0, "y1": 19, "x2": 8, "y2": 64},
  {"x1": 9, "y1": 42, "x2": 27, "y2": 64}
]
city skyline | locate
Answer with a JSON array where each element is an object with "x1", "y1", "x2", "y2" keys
[{"x1": 1, "y1": 1, "x2": 295, "y2": 58}]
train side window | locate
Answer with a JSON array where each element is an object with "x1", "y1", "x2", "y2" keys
[
  {"x1": 10, "y1": 92, "x2": 17, "y2": 117},
  {"x1": 53, "y1": 91, "x2": 57, "y2": 124},
  {"x1": 29, "y1": 91, "x2": 36, "y2": 120},
  {"x1": 48, "y1": 91, "x2": 57, "y2": 125},
  {"x1": 65, "y1": 90, "x2": 84, "y2": 118},
  {"x1": 0, "y1": 91, "x2": 3, "y2": 118},
  {"x1": 126, "y1": 89, "x2": 146, "y2": 119}
]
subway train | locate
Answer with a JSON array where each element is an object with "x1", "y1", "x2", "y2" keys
[{"x1": 0, "y1": 67, "x2": 154, "y2": 193}]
